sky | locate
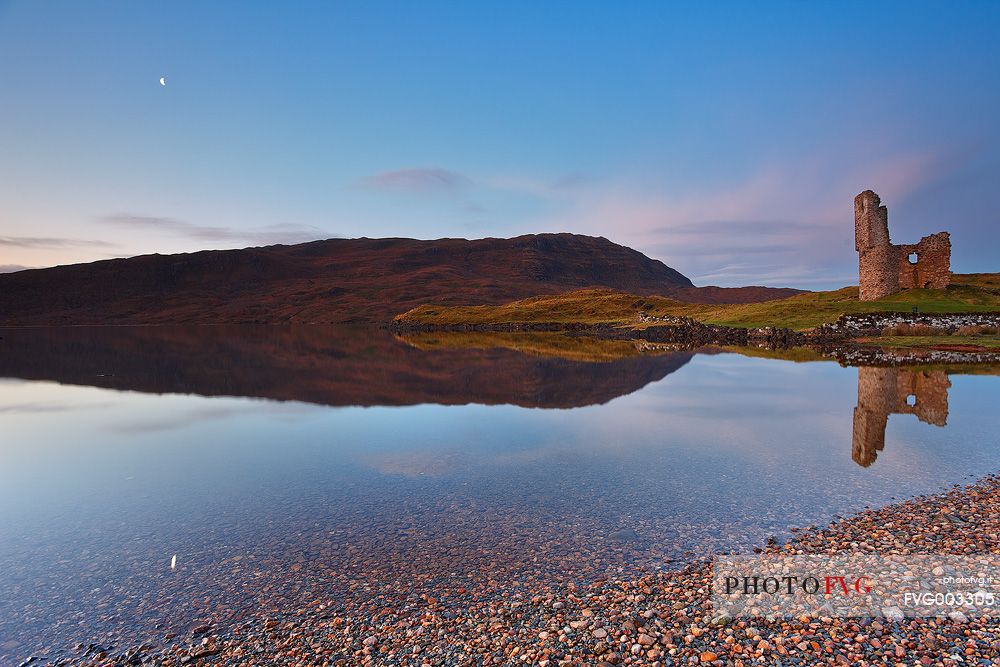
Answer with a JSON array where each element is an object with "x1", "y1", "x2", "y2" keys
[{"x1": 1, "y1": 1, "x2": 998, "y2": 288}]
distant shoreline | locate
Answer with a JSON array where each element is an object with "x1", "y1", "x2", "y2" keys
[{"x1": 391, "y1": 276, "x2": 1000, "y2": 362}]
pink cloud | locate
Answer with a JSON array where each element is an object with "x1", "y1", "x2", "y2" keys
[{"x1": 522, "y1": 149, "x2": 951, "y2": 288}]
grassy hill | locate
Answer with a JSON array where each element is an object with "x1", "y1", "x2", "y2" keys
[
  {"x1": 395, "y1": 273, "x2": 1000, "y2": 331},
  {"x1": 0, "y1": 233, "x2": 800, "y2": 326},
  {"x1": 0, "y1": 234, "x2": 691, "y2": 325}
]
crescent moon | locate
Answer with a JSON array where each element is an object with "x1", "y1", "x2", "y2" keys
[{"x1": 159, "y1": 77, "x2": 166, "y2": 86}]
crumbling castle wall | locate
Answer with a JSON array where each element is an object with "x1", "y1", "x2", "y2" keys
[
  {"x1": 854, "y1": 190, "x2": 951, "y2": 301},
  {"x1": 896, "y1": 232, "x2": 952, "y2": 290},
  {"x1": 851, "y1": 367, "x2": 950, "y2": 467}
]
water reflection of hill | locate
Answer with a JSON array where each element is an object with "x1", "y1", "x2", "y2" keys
[{"x1": 0, "y1": 326, "x2": 692, "y2": 409}]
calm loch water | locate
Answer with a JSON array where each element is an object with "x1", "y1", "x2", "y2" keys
[{"x1": 1, "y1": 326, "x2": 998, "y2": 662}]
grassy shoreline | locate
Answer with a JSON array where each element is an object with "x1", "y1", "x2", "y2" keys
[
  {"x1": 392, "y1": 274, "x2": 1000, "y2": 355},
  {"x1": 860, "y1": 335, "x2": 1000, "y2": 351},
  {"x1": 395, "y1": 274, "x2": 1000, "y2": 332}
]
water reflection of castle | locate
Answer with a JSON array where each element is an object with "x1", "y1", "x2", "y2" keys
[{"x1": 852, "y1": 367, "x2": 950, "y2": 467}]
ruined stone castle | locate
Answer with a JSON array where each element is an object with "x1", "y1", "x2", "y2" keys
[{"x1": 854, "y1": 190, "x2": 951, "y2": 301}]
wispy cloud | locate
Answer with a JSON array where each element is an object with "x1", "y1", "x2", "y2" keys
[
  {"x1": 690, "y1": 264, "x2": 857, "y2": 287},
  {"x1": 483, "y1": 172, "x2": 592, "y2": 198},
  {"x1": 363, "y1": 167, "x2": 470, "y2": 192},
  {"x1": 101, "y1": 214, "x2": 330, "y2": 246},
  {"x1": 0, "y1": 236, "x2": 114, "y2": 249},
  {"x1": 0, "y1": 401, "x2": 114, "y2": 414},
  {"x1": 550, "y1": 172, "x2": 591, "y2": 190},
  {"x1": 0, "y1": 264, "x2": 32, "y2": 273},
  {"x1": 108, "y1": 401, "x2": 319, "y2": 434}
]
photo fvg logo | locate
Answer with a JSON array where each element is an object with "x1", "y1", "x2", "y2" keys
[
  {"x1": 713, "y1": 554, "x2": 1000, "y2": 619},
  {"x1": 723, "y1": 575, "x2": 872, "y2": 596}
]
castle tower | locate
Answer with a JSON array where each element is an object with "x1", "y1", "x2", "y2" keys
[{"x1": 855, "y1": 190, "x2": 899, "y2": 301}]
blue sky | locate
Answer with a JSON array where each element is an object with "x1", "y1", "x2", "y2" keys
[{"x1": 1, "y1": 1, "x2": 998, "y2": 288}]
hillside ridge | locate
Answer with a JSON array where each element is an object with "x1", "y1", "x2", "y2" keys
[{"x1": 0, "y1": 233, "x2": 799, "y2": 325}]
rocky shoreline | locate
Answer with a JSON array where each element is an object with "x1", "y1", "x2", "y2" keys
[
  {"x1": 391, "y1": 311, "x2": 1000, "y2": 344},
  {"x1": 391, "y1": 312, "x2": 1000, "y2": 366},
  {"x1": 42, "y1": 474, "x2": 1000, "y2": 667}
]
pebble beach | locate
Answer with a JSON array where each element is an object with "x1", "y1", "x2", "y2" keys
[{"x1": 43, "y1": 473, "x2": 1000, "y2": 667}]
